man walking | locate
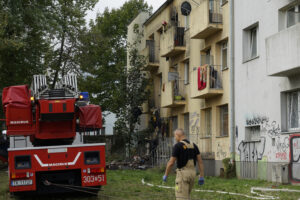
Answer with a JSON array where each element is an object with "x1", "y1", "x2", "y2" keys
[{"x1": 163, "y1": 128, "x2": 204, "y2": 200}]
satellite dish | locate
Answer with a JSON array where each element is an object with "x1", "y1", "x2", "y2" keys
[{"x1": 181, "y1": 1, "x2": 192, "y2": 16}]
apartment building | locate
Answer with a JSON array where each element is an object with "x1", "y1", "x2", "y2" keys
[
  {"x1": 135, "y1": 0, "x2": 230, "y2": 176},
  {"x1": 234, "y1": 0, "x2": 300, "y2": 183}
]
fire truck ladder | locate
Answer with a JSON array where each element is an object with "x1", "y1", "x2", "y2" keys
[
  {"x1": 31, "y1": 75, "x2": 48, "y2": 98},
  {"x1": 56, "y1": 75, "x2": 78, "y2": 97}
]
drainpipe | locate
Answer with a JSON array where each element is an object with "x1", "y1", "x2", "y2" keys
[{"x1": 229, "y1": 0, "x2": 235, "y2": 161}]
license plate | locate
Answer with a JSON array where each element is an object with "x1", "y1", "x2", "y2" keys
[
  {"x1": 83, "y1": 175, "x2": 105, "y2": 184},
  {"x1": 11, "y1": 179, "x2": 33, "y2": 186}
]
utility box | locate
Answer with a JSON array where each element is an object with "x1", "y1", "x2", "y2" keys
[{"x1": 272, "y1": 164, "x2": 289, "y2": 184}]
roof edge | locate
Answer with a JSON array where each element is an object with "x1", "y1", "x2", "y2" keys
[{"x1": 144, "y1": 0, "x2": 174, "y2": 26}]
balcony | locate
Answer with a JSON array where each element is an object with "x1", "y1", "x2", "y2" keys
[
  {"x1": 160, "y1": 26, "x2": 186, "y2": 58},
  {"x1": 161, "y1": 80, "x2": 186, "y2": 108},
  {"x1": 191, "y1": 56, "x2": 223, "y2": 99},
  {"x1": 266, "y1": 23, "x2": 300, "y2": 77},
  {"x1": 190, "y1": 0, "x2": 223, "y2": 39},
  {"x1": 142, "y1": 40, "x2": 159, "y2": 71}
]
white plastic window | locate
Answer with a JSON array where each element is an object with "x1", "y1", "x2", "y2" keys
[
  {"x1": 221, "y1": 41, "x2": 228, "y2": 70},
  {"x1": 287, "y1": 5, "x2": 300, "y2": 28},
  {"x1": 205, "y1": 108, "x2": 212, "y2": 137},
  {"x1": 287, "y1": 91, "x2": 300, "y2": 130},
  {"x1": 184, "y1": 62, "x2": 189, "y2": 85},
  {"x1": 220, "y1": 105, "x2": 228, "y2": 136},
  {"x1": 250, "y1": 27, "x2": 257, "y2": 59}
]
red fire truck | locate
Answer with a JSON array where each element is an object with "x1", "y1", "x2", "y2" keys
[{"x1": 1, "y1": 75, "x2": 106, "y2": 194}]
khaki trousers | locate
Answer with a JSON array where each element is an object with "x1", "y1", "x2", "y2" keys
[{"x1": 175, "y1": 160, "x2": 196, "y2": 200}]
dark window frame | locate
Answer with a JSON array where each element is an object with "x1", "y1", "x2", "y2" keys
[
  {"x1": 15, "y1": 155, "x2": 32, "y2": 169},
  {"x1": 84, "y1": 151, "x2": 100, "y2": 165}
]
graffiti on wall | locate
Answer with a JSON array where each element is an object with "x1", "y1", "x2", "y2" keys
[
  {"x1": 275, "y1": 136, "x2": 289, "y2": 160},
  {"x1": 245, "y1": 116, "x2": 281, "y2": 138},
  {"x1": 216, "y1": 142, "x2": 227, "y2": 159},
  {"x1": 190, "y1": 112, "x2": 200, "y2": 135},
  {"x1": 238, "y1": 137, "x2": 266, "y2": 162}
]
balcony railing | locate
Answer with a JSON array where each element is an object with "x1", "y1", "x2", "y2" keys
[
  {"x1": 146, "y1": 40, "x2": 159, "y2": 63},
  {"x1": 161, "y1": 80, "x2": 186, "y2": 108},
  {"x1": 160, "y1": 26, "x2": 186, "y2": 58},
  {"x1": 141, "y1": 40, "x2": 159, "y2": 71},
  {"x1": 190, "y1": 0, "x2": 223, "y2": 39},
  {"x1": 209, "y1": 0, "x2": 223, "y2": 23},
  {"x1": 191, "y1": 56, "x2": 223, "y2": 99}
]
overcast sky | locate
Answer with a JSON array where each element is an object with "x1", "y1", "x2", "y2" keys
[{"x1": 85, "y1": 0, "x2": 163, "y2": 22}]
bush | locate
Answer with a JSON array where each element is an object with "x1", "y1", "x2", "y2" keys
[{"x1": 222, "y1": 158, "x2": 236, "y2": 178}]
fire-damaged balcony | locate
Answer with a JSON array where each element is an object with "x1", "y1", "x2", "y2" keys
[
  {"x1": 161, "y1": 80, "x2": 186, "y2": 108},
  {"x1": 141, "y1": 40, "x2": 159, "y2": 71},
  {"x1": 190, "y1": 0, "x2": 223, "y2": 39},
  {"x1": 191, "y1": 56, "x2": 223, "y2": 99},
  {"x1": 266, "y1": 23, "x2": 300, "y2": 77},
  {"x1": 160, "y1": 26, "x2": 186, "y2": 58}
]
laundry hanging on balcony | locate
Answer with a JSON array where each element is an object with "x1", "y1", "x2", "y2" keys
[{"x1": 198, "y1": 65, "x2": 208, "y2": 90}]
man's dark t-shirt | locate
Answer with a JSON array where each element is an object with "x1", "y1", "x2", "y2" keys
[{"x1": 172, "y1": 139, "x2": 200, "y2": 169}]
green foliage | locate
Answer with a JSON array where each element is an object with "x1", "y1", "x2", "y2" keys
[
  {"x1": 112, "y1": 22, "x2": 150, "y2": 157},
  {"x1": 222, "y1": 157, "x2": 236, "y2": 178},
  {"x1": 0, "y1": 0, "x2": 97, "y2": 117},
  {"x1": 45, "y1": 0, "x2": 98, "y2": 88},
  {"x1": 78, "y1": 0, "x2": 152, "y2": 113},
  {"x1": 0, "y1": 0, "x2": 52, "y2": 89}
]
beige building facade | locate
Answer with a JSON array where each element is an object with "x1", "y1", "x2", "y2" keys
[{"x1": 130, "y1": 0, "x2": 230, "y2": 176}]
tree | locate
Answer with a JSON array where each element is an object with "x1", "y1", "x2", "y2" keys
[
  {"x1": 45, "y1": 0, "x2": 98, "y2": 88},
  {"x1": 0, "y1": 0, "x2": 54, "y2": 117},
  {"x1": 0, "y1": 0, "x2": 52, "y2": 90},
  {"x1": 113, "y1": 24, "x2": 150, "y2": 157},
  {"x1": 78, "y1": 0, "x2": 152, "y2": 113},
  {"x1": 0, "y1": 0, "x2": 97, "y2": 117}
]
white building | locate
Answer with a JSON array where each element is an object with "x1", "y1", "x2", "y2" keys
[{"x1": 234, "y1": 0, "x2": 300, "y2": 183}]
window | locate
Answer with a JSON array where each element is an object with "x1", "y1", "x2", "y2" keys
[
  {"x1": 201, "y1": 49, "x2": 213, "y2": 65},
  {"x1": 221, "y1": 41, "x2": 228, "y2": 70},
  {"x1": 245, "y1": 126, "x2": 261, "y2": 141},
  {"x1": 171, "y1": 116, "x2": 178, "y2": 136},
  {"x1": 84, "y1": 151, "x2": 100, "y2": 165},
  {"x1": 159, "y1": 74, "x2": 162, "y2": 96},
  {"x1": 287, "y1": 5, "x2": 300, "y2": 28},
  {"x1": 219, "y1": 105, "x2": 228, "y2": 136},
  {"x1": 287, "y1": 91, "x2": 300, "y2": 130},
  {"x1": 250, "y1": 27, "x2": 257, "y2": 58},
  {"x1": 184, "y1": 62, "x2": 189, "y2": 85},
  {"x1": 243, "y1": 23, "x2": 259, "y2": 61},
  {"x1": 204, "y1": 108, "x2": 212, "y2": 137},
  {"x1": 184, "y1": 113, "x2": 190, "y2": 139}
]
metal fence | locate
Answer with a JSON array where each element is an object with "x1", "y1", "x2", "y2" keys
[
  {"x1": 152, "y1": 137, "x2": 174, "y2": 167},
  {"x1": 174, "y1": 27, "x2": 185, "y2": 47},
  {"x1": 209, "y1": 0, "x2": 223, "y2": 23},
  {"x1": 146, "y1": 40, "x2": 158, "y2": 63}
]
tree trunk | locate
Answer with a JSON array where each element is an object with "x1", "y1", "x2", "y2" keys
[{"x1": 51, "y1": 30, "x2": 66, "y2": 89}]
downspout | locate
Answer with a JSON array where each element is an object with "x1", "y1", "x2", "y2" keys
[{"x1": 229, "y1": 0, "x2": 235, "y2": 161}]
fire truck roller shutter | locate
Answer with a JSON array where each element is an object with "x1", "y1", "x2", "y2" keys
[
  {"x1": 2, "y1": 85, "x2": 34, "y2": 135},
  {"x1": 79, "y1": 105, "x2": 102, "y2": 129}
]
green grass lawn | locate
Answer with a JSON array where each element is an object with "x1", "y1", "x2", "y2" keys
[{"x1": 1, "y1": 166, "x2": 300, "y2": 200}]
